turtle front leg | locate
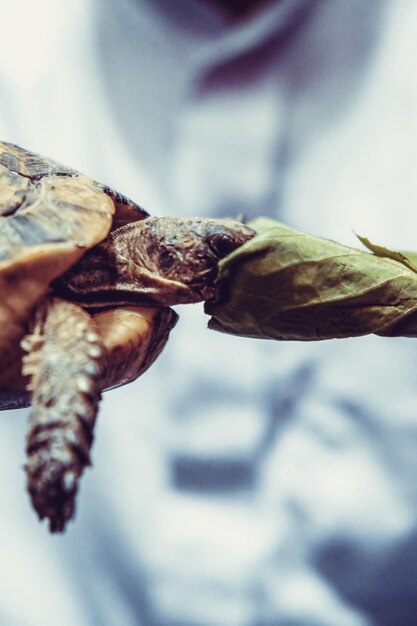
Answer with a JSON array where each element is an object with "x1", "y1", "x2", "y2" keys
[{"x1": 21, "y1": 297, "x2": 106, "y2": 533}]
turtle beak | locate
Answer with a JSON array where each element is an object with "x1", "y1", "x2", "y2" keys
[{"x1": 188, "y1": 265, "x2": 219, "y2": 302}]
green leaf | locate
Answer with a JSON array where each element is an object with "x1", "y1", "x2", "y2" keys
[
  {"x1": 356, "y1": 233, "x2": 417, "y2": 274},
  {"x1": 206, "y1": 218, "x2": 417, "y2": 341}
]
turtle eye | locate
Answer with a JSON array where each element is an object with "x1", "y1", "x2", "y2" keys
[
  {"x1": 207, "y1": 233, "x2": 237, "y2": 259},
  {"x1": 159, "y1": 249, "x2": 177, "y2": 272}
]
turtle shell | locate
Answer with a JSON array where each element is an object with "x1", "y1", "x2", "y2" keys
[{"x1": 0, "y1": 140, "x2": 149, "y2": 388}]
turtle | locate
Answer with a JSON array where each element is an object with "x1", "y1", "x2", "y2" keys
[{"x1": 0, "y1": 140, "x2": 255, "y2": 532}]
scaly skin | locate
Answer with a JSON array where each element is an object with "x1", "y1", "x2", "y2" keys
[
  {"x1": 58, "y1": 217, "x2": 255, "y2": 307},
  {"x1": 22, "y1": 298, "x2": 106, "y2": 532}
]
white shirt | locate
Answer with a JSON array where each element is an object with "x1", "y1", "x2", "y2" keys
[{"x1": 1, "y1": 1, "x2": 417, "y2": 624}]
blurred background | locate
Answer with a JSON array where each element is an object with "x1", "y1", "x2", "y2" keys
[{"x1": 1, "y1": 0, "x2": 417, "y2": 624}]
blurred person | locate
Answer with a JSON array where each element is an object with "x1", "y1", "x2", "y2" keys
[{"x1": 1, "y1": 1, "x2": 417, "y2": 625}]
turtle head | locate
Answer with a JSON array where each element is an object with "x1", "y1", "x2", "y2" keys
[
  {"x1": 55, "y1": 216, "x2": 255, "y2": 308},
  {"x1": 141, "y1": 216, "x2": 255, "y2": 303}
]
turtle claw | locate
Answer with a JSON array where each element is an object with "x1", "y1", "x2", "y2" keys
[{"x1": 26, "y1": 456, "x2": 78, "y2": 533}]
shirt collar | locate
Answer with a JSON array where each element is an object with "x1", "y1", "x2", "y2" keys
[{"x1": 119, "y1": 0, "x2": 312, "y2": 69}]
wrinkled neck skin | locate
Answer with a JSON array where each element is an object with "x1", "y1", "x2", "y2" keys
[{"x1": 55, "y1": 218, "x2": 219, "y2": 308}]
